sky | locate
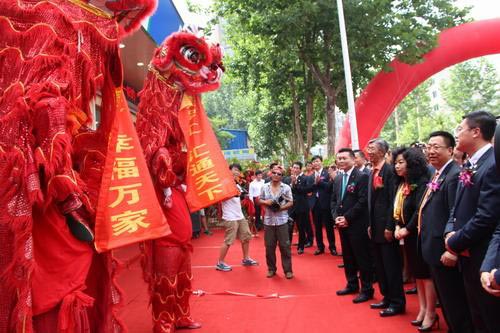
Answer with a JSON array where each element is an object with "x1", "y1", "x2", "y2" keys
[{"x1": 457, "y1": 0, "x2": 500, "y2": 20}]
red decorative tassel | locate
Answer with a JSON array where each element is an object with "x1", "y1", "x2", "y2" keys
[{"x1": 57, "y1": 291, "x2": 94, "y2": 333}]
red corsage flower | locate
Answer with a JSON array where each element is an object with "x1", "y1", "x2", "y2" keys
[
  {"x1": 402, "y1": 183, "x2": 418, "y2": 196},
  {"x1": 346, "y1": 183, "x2": 356, "y2": 193},
  {"x1": 373, "y1": 176, "x2": 384, "y2": 189}
]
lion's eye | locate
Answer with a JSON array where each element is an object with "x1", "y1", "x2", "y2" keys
[{"x1": 180, "y1": 45, "x2": 200, "y2": 64}]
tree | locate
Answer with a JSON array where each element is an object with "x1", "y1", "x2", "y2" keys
[
  {"x1": 381, "y1": 78, "x2": 454, "y2": 146},
  {"x1": 215, "y1": 0, "x2": 469, "y2": 155},
  {"x1": 440, "y1": 58, "x2": 500, "y2": 119}
]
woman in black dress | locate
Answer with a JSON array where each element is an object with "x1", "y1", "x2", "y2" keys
[{"x1": 392, "y1": 147, "x2": 437, "y2": 331}]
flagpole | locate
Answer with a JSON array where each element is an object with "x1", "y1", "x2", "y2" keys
[{"x1": 336, "y1": 0, "x2": 359, "y2": 150}]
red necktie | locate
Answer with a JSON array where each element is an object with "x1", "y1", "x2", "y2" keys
[{"x1": 372, "y1": 168, "x2": 380, "y2": 189}]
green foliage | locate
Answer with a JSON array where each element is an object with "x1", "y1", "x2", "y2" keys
[
  {"x1": 212, "y1": 0, "x2": 469, "y2": 156},
  {"x1": 203, "y1": 77, "x2": 255, "y2": 129},
  {"x1": 381, "y1": 79, "x2": 431, "y2": 145},
  {"x1": 226, "y1": 157, "x2": 268, "y2": 172},
  {"x1": 440, "y1": 58, "x2": 500, "y2": 117},
  {"x1": 381, "y1": 57, "x2": 500, "y2": 148},
  {"x1": 207, "y1": 115, "x2": 235, "y2": 150},
  {"x1": 322, "y1": 156, "x2": 337, "y2": 168},
  {"x1": 381, "y1": 79, "x2": 447, "y2": 146}
]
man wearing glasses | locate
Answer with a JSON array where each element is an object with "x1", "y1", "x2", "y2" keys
[
  {"x1": 419, "y1": 131, "x2": 473, "y2": 333},
  {"x1": 445, "y1": 111, "x2": 500, "y2": 332},
  {"x1": 259, "y1": 165, "x2": 294, "y2": 279}
]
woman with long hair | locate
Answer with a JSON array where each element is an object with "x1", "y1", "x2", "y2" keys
[{"x1": 392, "y1": 147, "x2": 438, "y2": 331}]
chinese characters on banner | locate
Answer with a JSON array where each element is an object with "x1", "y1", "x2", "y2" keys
[
  {"x1": 94, "y1": 88, "x2": 170, "y2": 252},
  {"x1": 178, "y1": 94, "x2": 239, "y2": 212}
]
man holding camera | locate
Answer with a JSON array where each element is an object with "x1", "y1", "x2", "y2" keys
[{"x1": 259, "y1": 165, "x2": 294, "y2": 279}]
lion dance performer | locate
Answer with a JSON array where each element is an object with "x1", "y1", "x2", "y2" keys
[
  {"x1": 136, "y1": 29, "x2": 225, "y2": 333},
  {"x1": 0, "y1": 1, "x2": 157, "y2": 332}
]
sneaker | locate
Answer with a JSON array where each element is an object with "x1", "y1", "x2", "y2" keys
[
  {"x1": 216, "y1": 262, "x2": 232, "y2": 272},
  {"x1": 242, "y1": 258, "x2": 259, "y2": 266}
]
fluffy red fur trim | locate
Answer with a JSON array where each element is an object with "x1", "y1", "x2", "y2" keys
[
  {"x1": 0, "y1": 216, "x2": 34, "y2": 333},
  {"x1": 154, "y1": 32, "x2": 212, "y2": 72},
  {"x1": 140, "y1": 241, "x2": 155, "y2": 295},
  {"x1": 104, "y1": 0, "x2": 158, "y2": 36},
  {"x1": 46, "y1": 175, "x2": 84, "y2": 210},
  {"x1": 210, "y1": 43, "x2": 223, "y2": 65}
]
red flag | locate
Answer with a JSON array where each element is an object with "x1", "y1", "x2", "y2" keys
[
  {"x1": 94, "y1": 88, "x2": 170, "y2": 252},
  {"x1": 178, "y1": 94, "x2": 239, "y2": 212}
]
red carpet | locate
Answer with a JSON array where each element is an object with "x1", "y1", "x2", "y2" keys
[{"x1": 117, "y1": 229, "x2": 447, "y2": 332}]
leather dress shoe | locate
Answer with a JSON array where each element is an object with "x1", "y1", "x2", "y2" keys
[
  {"x1": 336, "y1": 287, "x2": 358, "y2": 296},
  {"x1": 380, "y1": 307, "x2": 405, "y2": 317},
  {"x1": 304, "y1": 242, "x2": 313, "y2": 248},
  {"x1": 337, "y1": 263, "x2": 345, "y2": 268},
  {"x1": 370, "y1": 301, "x2": 390, "y2": 309},
  {"x1": 314, "y1": 249, "x2": 325, "y2": 255},
  {"x1": 353, "y1": 293, "x2": 373, "y2": 304},
  {"x1": 330, "y1": 249, "x2": 338, "y2": 256},
  {"x1": 297, "y1": 249, "x2": 304, "y2": 254}
]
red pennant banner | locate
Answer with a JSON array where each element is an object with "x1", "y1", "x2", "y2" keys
[
  {"x1": 178, "y1": 94, "x2": 239, "y2": 212},
  {"x1": 94, "y1": 88, "x2": 170, "y2": 252}
]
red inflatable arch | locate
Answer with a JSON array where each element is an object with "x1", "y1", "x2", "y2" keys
[{"x1": 337, "y1": 19, "x2": 500, "y2": 151}]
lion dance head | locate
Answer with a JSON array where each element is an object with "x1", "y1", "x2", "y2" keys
[{"x1": 150, "y1": 28, "x2": 225, "y2": 94}]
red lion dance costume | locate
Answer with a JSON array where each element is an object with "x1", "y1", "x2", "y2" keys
[
  {"x1": 136, "y1": 30, "x2": 224, "y2": 333},
  {"x1": 0, "y1": 1, "x2": 157, "y2": 332}
]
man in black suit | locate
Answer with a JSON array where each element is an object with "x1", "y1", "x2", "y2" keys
[
  {"x1": 480, "y1": 122, "x2": 500, "y2": 297},
  {"x1": 289, "y1": 162, "x2": 315, "y2": 254},
  {"x1": 419, "y1": 131, "x2": 473, "y2": 333},
  {"x1": 366, "y1": 138, "x2": 406, "y2": 317},
  {"x1": 354, "y1": 149, "x2": 370, "y2": 174},
  {"x1": 445, "y1": 111, "x2": 500, "y2": 332},
  {"x1": 331, "y1": 148, "x2": 374, "y2": 303},
  {"x1": 311, "y1": 155, "x2": 337, "y2": 255},
  {"x1": 481, "y1": 222, "x2": 500, "y2": 297}
]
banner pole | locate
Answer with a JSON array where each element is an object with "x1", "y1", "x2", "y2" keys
[{"x1": 336, "y1": 0, "x2": 359, "y2": 150}]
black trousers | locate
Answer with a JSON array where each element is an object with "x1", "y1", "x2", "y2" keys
[
  {"x1": 305, "y1": 210, "x2": 314, "y2": 244},
  {"x1": 312, "y1": 205, "x2": 335, "y2": 251},
  {"x1": 430, "y1": 265, "x2": 473, "y2": 333},
  {"x1": 293, "y1": 211, "x2": 311, "y2": 250},
  {"x1": 372, "y1": 241, "x2": 405, "y2": 309},
  {"x1": 339, "y1": 229, "x2": 374, "y2": 294},
  {"x1": 460, "y1": 257, "x2": 500, "y2": 333},
  {"x1": 253, "y1": 198, "x2": 262, "y2": 229}
]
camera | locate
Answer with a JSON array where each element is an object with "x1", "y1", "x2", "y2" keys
[{"x1": 269, "y1": 195, "x2": 288, "y2": 212}]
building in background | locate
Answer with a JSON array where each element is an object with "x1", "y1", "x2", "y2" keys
[{"x1": 222, "y1": 129, "x2": 257, "y2": 161}]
